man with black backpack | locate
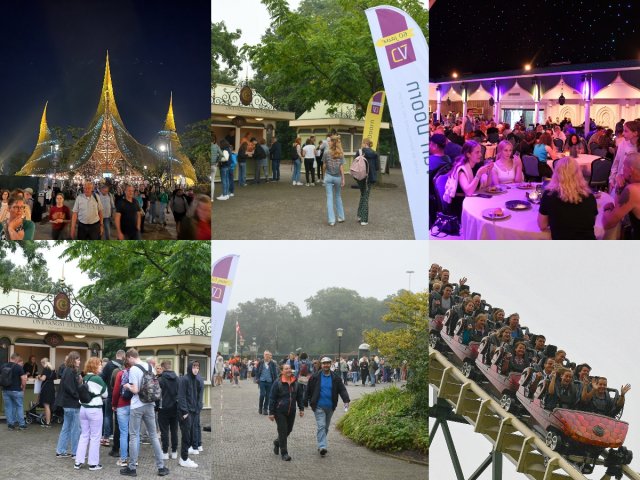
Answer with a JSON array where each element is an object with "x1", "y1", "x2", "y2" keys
[
  {"x1": 177, "y1": 361, "x2": 202, "y2": 468},
  {"x1": 157, "y1": 360, "x2": 179, "y2": 461},
  {"x1": 120, "y1": 348, "x2": 168, "y2": 477},
  {"x1": 1, "y1": 352, "x2": 27, "y2": 431}
]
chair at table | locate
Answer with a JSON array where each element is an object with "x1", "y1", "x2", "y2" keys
[
  {"x1": 589, "y1": 157, "x2": 613, "y2": 191},
  {"x1": 434, "y1": 173, "x2": 463, "y2": 221},
  {"x1": 553, "y1": 138, "x2": 564, "y2": 151},
  {"x1": 480, "y1": 144, "x2": 487, "y2": 160},
  {"x1": 591, "y1": 147, "x2": 607, "y2": 158},
  {"x1": 522, "y1": 155, "x2": 542, "y2": 181}
]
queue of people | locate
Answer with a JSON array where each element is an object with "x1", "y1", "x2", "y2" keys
[
  {"x1": 429, "y1": 264, "x2": 632, "y2": 418},
  {"x1": 1, "y1": 348, "x2": 206, "y2": 475}
]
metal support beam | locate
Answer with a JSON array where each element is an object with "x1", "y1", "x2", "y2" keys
[
  {"x1": 468, "y1": 452, "x2": 494, "y2": 480},
  {"x1": 492, "y1": 449, "x2": 503, "y2": 480},
  {"x1": 441, "y1": 419, "x2": 465, "y2": 480}
]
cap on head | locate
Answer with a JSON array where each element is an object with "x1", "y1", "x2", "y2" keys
[
  {"x1": 321, "y1": 357, "x2": 332, "y2": 363},
  {"x1": 24, "y1": 188, "x2": 33, "y2": 194}
]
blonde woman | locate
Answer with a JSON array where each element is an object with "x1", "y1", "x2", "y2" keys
[
  {"x1": 0, "y1": 190, "x2": 10, "y2": 222},
  {"x1": 291, "y1": 137, "x2": 303, "y2": 186},
  {"x1": 323, "y1": 136, "x2": 346, "y2": 226},
  {"x1": 538, "y1": 156, "x2": 597, "y2": 239},
  {"x1": 490, "y1": 140, "x2": 523, "y2": 185},
  {"x1": 38, "y1": 358, "x2": 56, "y2": 427}
]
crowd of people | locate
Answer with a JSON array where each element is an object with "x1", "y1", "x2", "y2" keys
[
  {"x1": 428, "y1": 264, "x2": 631, "y2": 417},
  {"x1": 429, "y1": 113, "x2": 640, "y2": 239},
  {"x1": 1, "y1": 348, "x2": 207, "y2": 475},
  {"x1": 212, "y1": 349, "x2": 405, "y2": 461},
  {"x1": 212, "y1": 130, "x2": 380, "y2": 227},
  {"x1": 0, "y1": 180, "x2": 211, "y2": 240}
]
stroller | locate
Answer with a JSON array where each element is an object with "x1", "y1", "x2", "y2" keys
[{"x1": 25, "y1": 401, "x2": 63, "y2": 426}]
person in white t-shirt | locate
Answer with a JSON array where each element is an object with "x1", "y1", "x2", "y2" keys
[{"x1": 302, "y1": 139, "x2": 317, "y2": 186}]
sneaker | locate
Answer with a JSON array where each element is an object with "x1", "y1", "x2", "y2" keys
[
  {"x1": 120, "y1": 466, "x2": 137, "y2": 476},
  {"x1": 18, "y1": 425, "x2": 27, "y2": 431},
  {"x1": 89, "y1": 464, "x2": 103, "y2": 471},
  {"x1": 229, "y1": 193, "x2": 235, "y2": 197},
  {"x1": 8, "y1": 424, "x2": 15, "y2": 431},
  {"x1": 273, "y1": 440, "x2": 279, "y2": 455},
  {"x1": 188, "y1": 447, "x2": 199, "y2": 455},
  {"x1": 197, "y1": 446, "x2": 203, "y2": 452},
  {"x1": 215, "y1": 195, "x2": 229, "y2": 201},
  {"x1": 101, "y1": 438, "x2": 110, "y2": 447},
  {"x1": 56, "y1": 453, "x2": 72, "y2": 458},
  {"x1": 328, "y1": 222, "x2": 335, "y2": 226},
  {"x1": 179, "y1": 458, "x2": 198, "y2": 468},
  {"x1": 311, "y1": 182, "x2": 315, "y2": 186},
  {"x1": 305, "y1": 183, "x2": 310, "y2": 186},
  {"x1": 258, "y1": 408, "x2": 262, "y2": 414},
  {"x1": 157, "y1": 467, "x2": 169, "y2": 476},
  {"x1": 262, "y1": 411, "x2": 268, "y2": 416},
  {"x1": 170, "y1": 452, "x2": 178, "y2": 459},
  {"x1": 360, "y1": 222, "x2": 368, "y2": 226},
  {"x1": 297, "y1": 182, "x2": 303, "y2": 186},
  {"x1": 292, "y1": 182, "x2": 296, "y2": 186},
  {"x1": 162, "y1": 453, "x2": 169, "y2": 460},
  {"x1": 320, "y1": 448, "x2": 327, "y2": 456},
  {"x1": 74, "y1": 463, "x2": 82, "y2": 470},
  {"x1": 116, "y1": 459, "x2": 128, "y2": 467},
  {"x1": 281, "y1": 454, "x2": 292, "y2": 461},
  {"x1": 337, "y1": 218, "x2": 345, "y2": 223}
]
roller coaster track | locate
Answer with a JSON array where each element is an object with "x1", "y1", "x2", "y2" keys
[{"x1": 429, "y1": 350, "x2": 640, "y2": 480}]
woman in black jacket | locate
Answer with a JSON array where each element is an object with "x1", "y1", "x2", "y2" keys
[
  {"x1": 268, "y1": 364, "x2": 304, "y2": 461},
  {"x1": 55, "y1": 351, "x2": 82, "y2": 458}
]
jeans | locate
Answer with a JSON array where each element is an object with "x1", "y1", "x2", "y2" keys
[
  {"x1": 227, "y1": 168, "x2": 235, "y2": 193},
  {"x1": 220, "y1": 166, "x2": 230, "y2": 196},
  {"x1": 2, "y1": 390, "x2": 25, "y2": 427},
  {"x1": 116, "y1": 405, "x2": 130, "y2": 461},
  {"x1": 76, "y1": 407, "x2": 103, "y2": 466},
  {"x1": 314, "y1": 407, "x2": 334, "y2": 450},
  {"x1": 129, "y1": 403, "x2": 164, "y2": 469},
  {"x1": 56, "y1": 407, "x2": 81, "y2": 455},
  {"x1": 102, "y1": 218, "x2": 111, "y2": 240},
  {"x1": 159, "y1": 203, "x2": 167, "y2": 224},
  {"x1": 274, "y1": 410, "x2": 296, "y2": 455},
  {"x1": 158, "y1": 406, "x2": 179, "y2": 454},
  {"x1": 255, "y1": 162, "x2": 268, "y2": 183},
  {"x1": 324, "y1": 174, "x2": 344, "y2": 224},
  {"x1": 272, "y1": 159, "x2": 280, "y2": 180},
  {"x1": 238, "y1": 163, "x2": 247, "y2": 186},
  {"x1": 304, "y1": 158, "x2": 316, "y2": 184},
  {"x1": 292, "y1": 159, "x2": 301, "y2": 183},
  {"x1": 178, "y1": 413, "x2": 195, "y2": 461},
  {"x1": 102, "y1": 400, "x2": 113, "y2": 438},
  {"x1": 259, "y1": 381, "x2": 273, "y2": 412}
]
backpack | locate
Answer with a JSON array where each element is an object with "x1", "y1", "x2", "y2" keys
[
  {"x1": 230, "y1": 152, "x2": 238, "y2": 170},
  {"x1": 221, "y1": 150, "x2": 229, "y2": 163},
  {"x1": 134, "y1": 363, "x2": 162, "y2": 403},
  {"x1": 120, "y1": 369, "x2": 134, "y2": 401},
  {"x1": 291, "y1": 144, "x2": 300, "y2": 161},
  {"x1": 350, "y1": 149, "x2": 369, "y2": 181},
  {"x1": 0, "y1": 363, "x2": 13, "y2": 388},
  {"x1": 78, "y1": 374, "x2": 98, "y2": 404}
]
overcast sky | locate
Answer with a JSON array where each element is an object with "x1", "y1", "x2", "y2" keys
[
  {"x1": 13, "y1": 242, "x2": 92, "y2": 292},
  {"x1": 213, "y1": 240, "x2": 427, "y2": 313},
  {"x1": 429, "y1": 241, "x2": 640, "y2": 479}
]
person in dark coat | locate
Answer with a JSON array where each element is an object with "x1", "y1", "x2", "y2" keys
[
  {"x1": 254, "y1": 351, "x2": 278, "y2": 415},
  {"x1": 157, "y1": 360, "x2": 179, "y2": 459},
  {"x1": 268, "y1": 363, "x2": 304, "y2": 461},
  {"x1": 177, "y1": 361, "x2": 202, "y2": 468},
  {"x1": 305, "y1": 357, "x2": 350, "y2": 456},
  {"x1": 55, "y1": 351, "x2": 82, "y2": 457},
  {"x1": 355, "y1": 138, "x2": 380, "y2": 226},
  {"x1": 270, "y1": 137, "x2": 282, "y2": 181}
]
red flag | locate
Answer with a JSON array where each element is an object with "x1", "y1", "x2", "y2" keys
[{"x1": 236, "y1": 321, "x2": 240, "y2": 335}]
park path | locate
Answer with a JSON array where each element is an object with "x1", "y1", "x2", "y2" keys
[{"x1": 212, "y1": 378, "x2": 427, "y2": 479}]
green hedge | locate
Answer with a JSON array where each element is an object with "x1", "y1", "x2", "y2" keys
[{"x1": 337, "y1": 386, "x2": 428, "y2": 454}]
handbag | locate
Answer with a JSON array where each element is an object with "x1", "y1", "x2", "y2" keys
[{"x1": 430, "y1": 212, "x2": 461, "y2": 237}]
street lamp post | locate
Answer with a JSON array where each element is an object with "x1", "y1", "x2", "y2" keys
[
  {"x1": 51, "y1": 143, "x2": 60, "y2": 189},
  {"x1": 239, "y1": 336, "x2": 245, "y2": 359},
  {"x1": 250, "y1": 337, "x2": 257, "y2": 360},
  {"x1": 406, "y1": 270, "x2": 415, "y2": 292},
  {"x1": 336, "y1": 328, "x2": 344, "y2": 364}
]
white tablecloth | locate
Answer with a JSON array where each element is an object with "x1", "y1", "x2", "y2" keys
[
  {"x1": 547, "y1": 154, "x2": 600, "y2": 176},
  {"x1": 461, "y1": 185, "x2": 617, "y2": 240}
]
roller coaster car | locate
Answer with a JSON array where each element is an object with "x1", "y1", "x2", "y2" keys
[
  {"x1": 474, "y1": 345, "x2": 522, "y2": 411},
  {"x1": 514, "y1": 369, "x2": 632, "y2": 475},
  {"x1": 438, "y1": 320, "x2": 480, "y2": 378}
]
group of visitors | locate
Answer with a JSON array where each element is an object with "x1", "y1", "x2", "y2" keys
[
  {"x1": 2, "y1": 348, "x2": 205, "y2": 475},
  {"x1": 213, "y1": 130, "x2": 380, "y2": 227},
  {"x1": 429, "y1": 264, "x2": 632, "y2": 417}
]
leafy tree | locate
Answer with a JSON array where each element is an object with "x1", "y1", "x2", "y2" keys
[
  {"x1": 246, "y1": 0, "x2": 428, "y2": 117},
  {"x1": 365, "y1": 289, "x2": 428, "y2": 416},
  {"x1": 179, "y1": 119, "x2": 212, "y2": 184},
  {"x1": 212, "y1": 22, "x2": 243, "y2": 86},
  {"x1": 60, "y1": 241, "x2": 210, "y2": 330},
  {"x1": 0, "y1": 243, "x2": 47, "y2": 293}
]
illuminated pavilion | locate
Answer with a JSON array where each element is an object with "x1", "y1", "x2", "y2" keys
[{"x1": 17, "y1": 53, "x2": 197, "y2": 186}]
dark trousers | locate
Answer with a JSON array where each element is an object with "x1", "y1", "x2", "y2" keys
[
  {"x1": 357, "y1": 179, "x2": 372, "y2": 223},
  {"x1": 304, "y1": 158, "x2": 316, "y2": 183},
  {"x1": 77, "y1": 221, "x2": 100, "y2": 240},
  {"x1": 274, "y1": 410, "x2": 296, "y2": 455},
  {"x1": 192, "y1": 411, "x2": 201, "y2": 448},
  {"x1": 111, "y1": 407, "x2": 120, "y2": 452},
  {"x1": 271, "y1": 159, "x2": 281, "y2": 180},
  {"x1": 179, "y1": 413, "x2": 195, "y2": 461},
  {"x1": 259, "y1": 381, "x2": 273, "y2": 412},
  {"x1": 316, "y1": 159, "x2": 324, "y2": 179},
  {"x1": 158, "y1": 406, "x2": 179, "y2": 453}
]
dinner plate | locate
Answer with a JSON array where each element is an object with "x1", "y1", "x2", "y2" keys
[
  {"x1": 505, "y1": 200, "x2": 531, "y2": 211},
  {"x1": 516, "y1": 183, "x2": 536, "y2": 190},
  {"x1": 485, "y1": 185, "x2": 507, "y2": 195},
  {"x1": 482, "y1": 208, "x2": 511, "y2": 221}
]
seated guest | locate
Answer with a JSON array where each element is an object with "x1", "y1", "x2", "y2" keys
[
  {"x1": 490, "y1": 308, "x2": 505, "y2": 328},
  {"x1": 603, "y1": 152, "x2": 640, "y2": 239},
  {"x1": 529, "y1": 335, "x2": 546, "y2": 364},
  {"x1": 429, "y1": 134, "x2": 452, "y2": 180},
  {"x1": 506, "y1": 313, "x2": 528, "y2": 341},
  {"x1": 504, "y1": 341, "x2": 530, "y2": 374},
  {"x1": 490, "y1": 141, "x2": 524, "y2": 185},
  {"x1": 430, "y1": 284, "x2": 454, "y2": 318},
  {"x1": 462, "y1": 314, "x2": 488, "y2": 345},
  {"x1": 547, "y1": 368, "x2": 582, "y2": 410},
  {"x1": 538, "y1": 156, "x2": 597, "y2": 239},
  {"x1": 484, "y1": 326, "x2": 512, "y2": 365},
  {"x1": 532, "y1": 133, "x2": 557, "y2": 177},
  {"x1": 529, "y1": 357, "x2": 556, "y2": 398},
  {"x1": 581, "y1": 377, "x2": 630, "y2": 417},
  {"x1": 517, "y1": 131, "x2": 535, "y2": 157},
  {"x1": 444, "y1": 298, "x2": 475, "y2": 336},
  {"x1": 0, "y1": 196, "x2": 35, "y2": 240},
  {"x1": 609, "y1": 120, "x2": 639, "y2": 192},
  {"x1": 448, "y1": 141, "x2": 493, "y2": 197},
  {"x1": 565, "y1": 133, "x2": 586, "y2": 157},
  {"x1": 552, "y1": 125, "x2": 566, "y2": 143},
  {"x1": 553, "y1": 350, "x2": 567, "y2": 370}
]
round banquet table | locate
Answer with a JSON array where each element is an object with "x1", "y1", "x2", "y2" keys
[
  {"x1": 547, "y1": 153, "x2": 600, "y2": 176},
  {"x1": 461, "y1": 184, "x2": 619, "y2": 240}
]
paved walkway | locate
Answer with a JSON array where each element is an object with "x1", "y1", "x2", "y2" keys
[
  {"x1": 213, "y1": 167, "x2": 414, "y2": 239},
  {"x1": 0, "y1": 416, "x2": 212, "y2": 479},
  {"x1": 212, "y1": 379, "x2": 427, "y2": 479}
]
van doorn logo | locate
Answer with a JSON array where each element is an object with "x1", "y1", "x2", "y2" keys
[{"x1": 375, "y1": 8, "x2": 417, "y2": 70}]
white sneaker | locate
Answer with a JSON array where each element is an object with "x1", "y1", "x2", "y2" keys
[
  {"x1": 179, "y1": 458, "x2": 198, "y2": 468},
  {"x1": 297, "y1": 182, "x2": 304, "y2": 186},
  {"x1": 229, "y1": 193, "x2": 235, "y2": 197},
  {"x1": 216, "y1": 195, "x2": 229, "y2": 201},
  {"x1": 197, "y1": 446, "x2": 203, "y2": 452},
  {"x1": 292, "y1": 181, "x2": 296, "y2": 186},
  {"x1": 162, "y1": 453, "x2": 169, "y2": 460},
  {"x1": 311, "y1": 183, "x2": 315, "y2": 186},
  {"x1": 360, "y1": 222, "x2": 368, "y2": 226},
  {"x1": 188, "y1": 447, "x2": 200, "y2": 455},
  {"x1": 305, "y1": 183, "x2": 310, "y2": 186},
  {"x1": 171, "y1": 452, "x2": 178, "y2": 459}
]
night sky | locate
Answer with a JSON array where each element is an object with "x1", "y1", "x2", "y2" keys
[
  {"x1": 0, "y1": 0, "x2": 210, "y2": 161},
  {"x1": 430, "y1": 0, "x2": 640, "y2": 80}
]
